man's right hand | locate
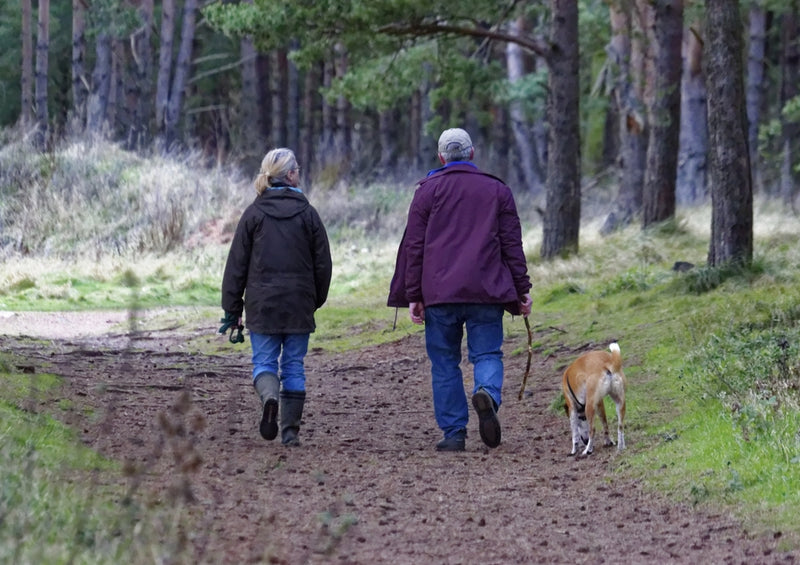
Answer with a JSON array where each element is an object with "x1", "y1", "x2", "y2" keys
[
  {"x1": 519, "y1": 294, "x2": 532, "y2": 318},
  {"x1": 409, "y1": 302, "x2": 425, "y2": 325}
]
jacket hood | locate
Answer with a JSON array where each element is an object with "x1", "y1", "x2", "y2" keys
[{"x1": 254, "y1": 189, "x2": 309, "y2": 219}]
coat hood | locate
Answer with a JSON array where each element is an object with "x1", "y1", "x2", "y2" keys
[{"x1": 254, "y1": 188, "x2": 309, "y2": 219}]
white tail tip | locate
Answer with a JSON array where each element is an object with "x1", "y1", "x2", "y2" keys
[{"x1": 609, "y1": 342, "x2": 620, "y2": 353}]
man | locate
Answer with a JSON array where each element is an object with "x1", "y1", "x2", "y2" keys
[{"x1": 388, "y1": 128, "x2": 532, "y2": 452}]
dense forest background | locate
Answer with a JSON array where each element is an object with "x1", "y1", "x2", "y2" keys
[{"x1": 0, "y1": 0, "x2": 797, "y2": 261}]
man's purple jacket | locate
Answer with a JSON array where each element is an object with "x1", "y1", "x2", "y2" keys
[{"x1": 387, "y1": 163, "x2": 531, "y2": 316}]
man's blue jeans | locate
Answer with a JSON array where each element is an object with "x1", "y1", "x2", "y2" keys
[
  {"x1": 250, "y1": 332, "x2": 310, "y2": 392},
  {"x1": 424, "y1": 304, "x2": 505, "y2": 439}
]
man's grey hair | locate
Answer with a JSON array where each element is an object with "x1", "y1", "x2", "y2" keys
[{"x1": 439, "y1": 144, "x2": 473, "y2": 163}]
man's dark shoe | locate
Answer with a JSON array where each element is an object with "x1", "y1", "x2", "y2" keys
[
  {"x1": 435, "y1": 432, "x2": 466, "y2": 452},
  {"x1": 472, "y1": 389, "x2": 501, "y2": 448}
]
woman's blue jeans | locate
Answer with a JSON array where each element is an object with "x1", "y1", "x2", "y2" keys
[
  {"x1": 250, "y1": 331, "x2": 310, "y2": 392},
  {"x1": 424, "y1": 304, "x2": 505, "y2": 439}
]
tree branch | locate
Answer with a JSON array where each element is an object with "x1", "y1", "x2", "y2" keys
[{"x1": 377, "y1": 20, "x2": 551, "y2": 59}]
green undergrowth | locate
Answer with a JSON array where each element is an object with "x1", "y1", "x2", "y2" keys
[{"x1": 527, "y1": 248, "x2": 800, "y2": 547}]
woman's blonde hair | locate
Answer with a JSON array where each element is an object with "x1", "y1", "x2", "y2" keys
[{"x1": 254, "y1": 148, "x2": 298, "y2": 194}]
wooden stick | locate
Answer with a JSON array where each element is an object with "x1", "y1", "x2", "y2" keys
[{"x1": 518, "y1": 317, "x2": 533, "y2": 400}]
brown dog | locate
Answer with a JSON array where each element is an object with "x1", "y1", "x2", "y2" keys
[{"x1": 562, "y1": 342, "x2": 626, "y2": 456}]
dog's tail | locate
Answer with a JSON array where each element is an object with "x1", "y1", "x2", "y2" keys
[{"x1": 608, "y1": 342, "x2": 622, "y2": 373}]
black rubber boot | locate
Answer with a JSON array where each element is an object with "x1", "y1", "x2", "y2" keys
[
  {"x1": 254, "y1": 372, "x2": 279, "y2": 440},
  {"x1": 280, "y1": 390, "x2": 306, "y2": 447}
]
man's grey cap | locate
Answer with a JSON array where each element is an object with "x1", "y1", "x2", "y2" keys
[{"x1": 438, "y1": 128, "x2": 473, "y2": 153}]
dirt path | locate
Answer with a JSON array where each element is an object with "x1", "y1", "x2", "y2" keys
[{"x1": 2, "y1": 311, "x2": 797, "y2": 564}]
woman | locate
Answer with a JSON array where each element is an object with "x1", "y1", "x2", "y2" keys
[{"x1": 221, "y1": 148, "x2": 332, "y2": 446}]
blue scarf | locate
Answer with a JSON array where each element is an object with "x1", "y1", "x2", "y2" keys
[
  {"x1": 426, "y1": 161, "x2": 478, "y2": 177},
  {"x1": 268, "y1": 185, "x2": 303, "y2": 193}
]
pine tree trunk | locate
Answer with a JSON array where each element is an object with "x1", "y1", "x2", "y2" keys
[
  {"x1": 603, "y1": 0, "x2": 647, "y2": 233},
  {"x1": 642, "y1": 0, "x2": 683, "y2": 228},
  {"x1": 705, "y1": 0, "x2": 753, "y2": 267},
  {"x1": 86, "y1": 32, "x2": 112, "y2": 134},
  {"x1": 779, "y1": 9, "x2": 799, "y2": 206},
  {"x1": 164, "y1": 0, "x2": 198, "y2": 148},
  {"x1": 155, "y1": 0, "x2": 175, "y2": 137},
  {"x1": 256, "y1": 53, "x2": 271, "y2": 146},
  {"x1": 129, "y1": 0, "x2": 154, "y2": 149},
  {"x1": 321, "y1": 60, "x2": 334, "y2": 155},
  {"x1": 410, "y1": 89, "x2": 422, "y2": 169},
  {"x1": 34, "y1": 0, "x2": 50, "y2": 147},
  {"x1": 746, "y1": 4, "x2": 767, "y2": 194},
  {"x1": 110, "y1": 39, "x2": 124, "y2": 135},
  {"x1": 270, "y1": 50, "x2": 288, "y2": 147},
  {"x1": 506, "y1": 16, "x2": 544, "y2": 195},
  {"x1": 334, "y1": 42, "x2": 351, "y2": 175},
  {"x1": 238, "y1": 0, "x2": 262, "y2": 162},
  {"x1": 541, "y1": 0, "x2": 581, "y2": 259},
  {"x1": 378, "y1": 108, "x2": 397, "y2": 174},
  {"x1": 287, "y1": 43, "x2": 300, "y2": 154},
  {"x1": 300, "y1": 67, "x2": 317, "y2": 181},
  {"x1": 71, "y1": 0, "x2": 87, "y2": 131},
  {"x1": 20, "y1": 0, "x2": 33, "y2": 127},
  {"x1": 677, "y1": 21, "x2": 708, "y2": 204}
]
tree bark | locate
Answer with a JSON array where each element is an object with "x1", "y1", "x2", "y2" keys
[
  {"x1": 378, "y1": 108, "x2": 397, "y2": 174},
  {"x1": 321, "y1": 59, "x2": 334, "y2": 155},
  {"x1": 71, "y1": 0, "x2": 87, "y2": 131},
  {"x1": 86, "y1": 32, "x2": 112, "y2": 134},
  {"x1": 271, "y1": 49, "x2": 288, "y2": 147},
  {"x1": 300, "y1": 66, "x2": 317, "y2": 181},
  {"x1": 410, "y1": 88, "x2": 422, "y2": 169},
  {"x1": 256, "y1": 53, "x2": 272, "y2": 147},
  {"x1": 334, "y1": 42, "x2": 351, "y2": 176},
  {"x1": 163, "y1": 0, "x2": 198, "y2": 148},
  {"x1": 677, "y1": 22, "x2": 708, "y2": 204},
  {"x1": 506, "y1": 16, "x2": 545, "y2": 196},
  {"x1": 603, "y1": 0, "x2": 647, "y2": 233},
  {"x1": 34, "y1": 0, "x2": 50, "y2": 147},
  {"x1": 287, "y1": 43, "x2": 300, "y2": 154},
  {"x1": 128, "y1": 0, "x2": 154, "y2": 149},
  {"x1": 746, "y1": 4, "x2": 767, "y2": 194},
  {"x1": 779, "y1": 8, "x2": 800, "y2": 206},
  {"x1": 238, "y1": 0, "x2": 263, "y2": 162},
  {"x1": 642, "y1": 0, "x2": 683, "y2": 228},
  {"x1": 155, "y1": 0, "x2": 175, "y2": 137},
  {"x1": 541, "y1": 0, "x2": 581, "y2": 259},
  {"x1": 705, "y1": 0, "x2": 753, "y2": 267},
  {"x1": 21, "y1": 0, "x2": 34, "y2": 127}
]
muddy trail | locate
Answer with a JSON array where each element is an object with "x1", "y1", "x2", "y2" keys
[{"x1": 1, "y1": 311, "x2": 796, "y2": 564}]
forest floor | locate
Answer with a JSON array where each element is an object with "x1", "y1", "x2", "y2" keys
[{"x1": 1, "y1": 310, "x2": 797, "y2": 564}]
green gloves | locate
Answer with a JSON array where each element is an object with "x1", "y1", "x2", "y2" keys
[{"x1": 219, "y1": 311, "x2": 244, "y2": 344}]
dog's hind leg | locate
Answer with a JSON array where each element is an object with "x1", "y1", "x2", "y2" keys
[
  {"x1": 581, "y1": 403, "x2": 596, "y2": 456},
  {"x1": 596, "y1": 400, "x2": 613, "y2": 448},
  {"x1": 615, "y1": 398, "x2": 626, "y2": 450},
  {"x1": 568, "y1": 409, "x2": 582, "y2": 456}
]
